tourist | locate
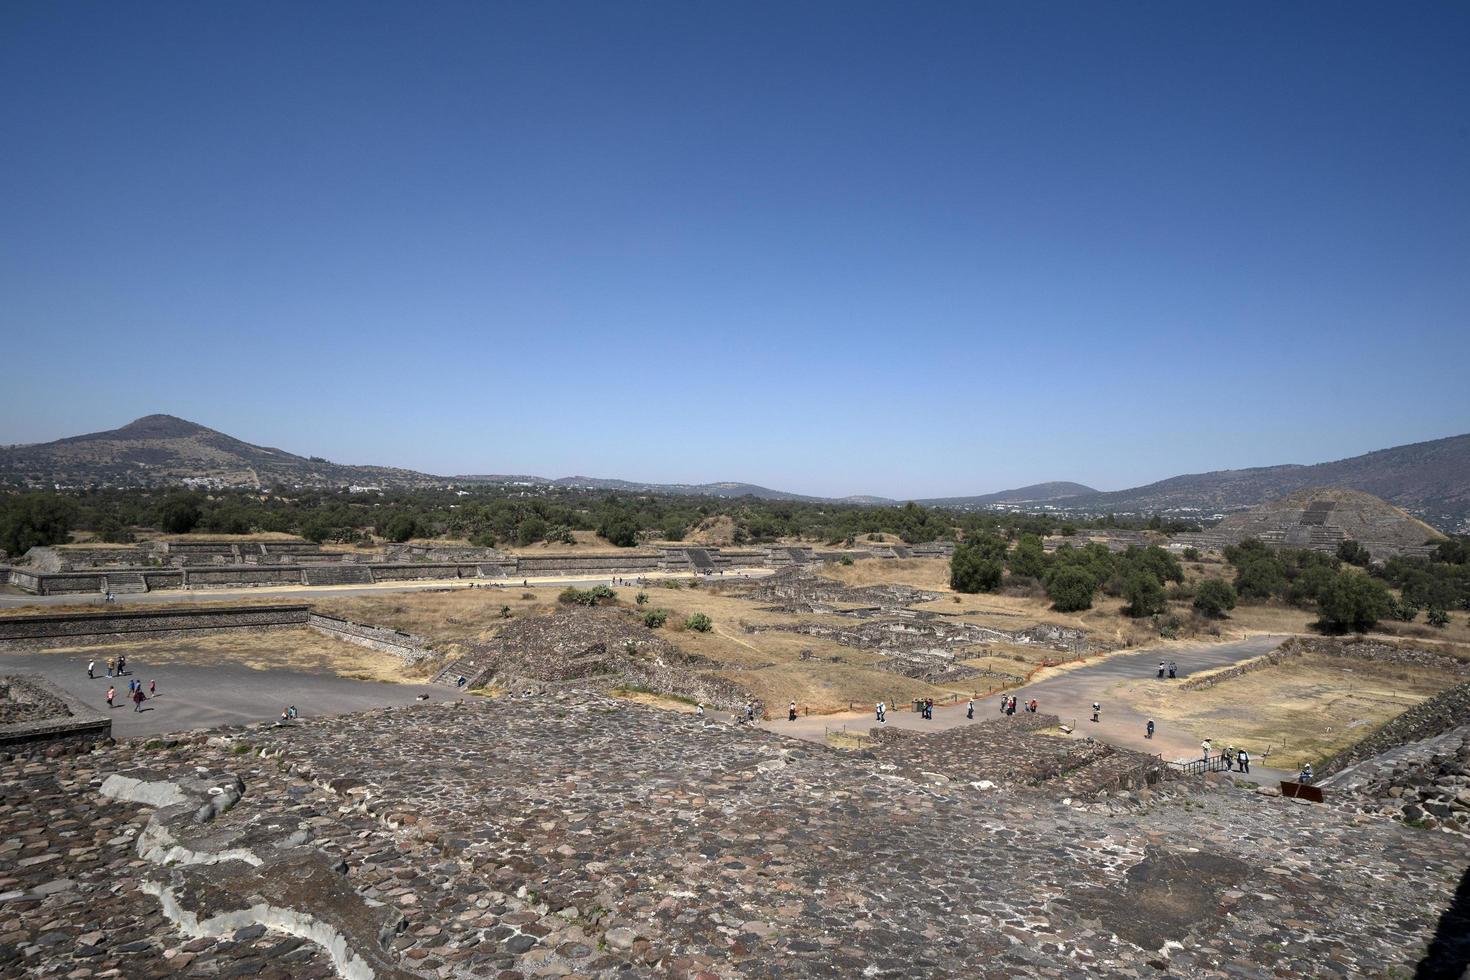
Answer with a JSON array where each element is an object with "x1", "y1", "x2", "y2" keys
[
  {"x1": 117, "y1": 655, "x2": 127, "y2": 676},
  {"x1": 106, "y1": 686, "x2": 115, "y2": 708},
  {"x1": 1201, "y1": 738, "x2": 1212, "y2": 762},
  {"x1": 1029, "y1": 699, "x2": 1038, "y2": 714},
  {"x1": 1223, "y1": 744, "x2": 1235, "y2": 771},
  {"x1": 876, "y1": 702, "x2": 883, "y2": 722},
  {"x1": 1091, "y1": 702, "x2": 1100, "y2": 723},
  {"x1": 456, "y1": 675, "x2": 467, "y2": 688},
  {"x1": 966, "y1": 699, "x2": 974, "y2": 720},
  {"x1": 281, "y1": 707, "x2": 291, "y2": 722},
  {"x1": 87, "y1": 660, "x2": 95, "y2": 680},
  {"x1": 788, "y1": 700, "x2": 797, "y2": 722},
  {"x1": 288, "y1": 705, "x2": 298, "y2": 719},
  {"x1": 1146, "y1": 719, "x2": 1155, "y2": 739},
  {"x1": 1168, "y1": 661, "x2": 1177, "y2": 679},
  {"x1": 133, "y1": 687, "x2": 145, "y2": 712},
  {"x1": 696, "y1": 704, "x2": 704, "y2": 717},
  {"x1": 106, "y1": 657, "x2": 115, "y2": 678},
  {"x1": 149, "y1": 679, "x2": 156, "y2": 696},
  {"x1": 1157, "y1": 661, "x2": 1166, "y2": 678},
  {"x1": 1237, "y1": 747, "x2": 1250, "y2": 773},
  {"x1": 999, "y1": 695, "x2": 1007, "y2": 715},
  {"x1": 1298, "y1": 763, "x2": 1314, "y2": 785}
]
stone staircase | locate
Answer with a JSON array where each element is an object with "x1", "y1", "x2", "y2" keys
[
  {"x1": 301, "y1": 566, "x2": 374, "y2": 587},
  {"x1": 432, "y1": 655, "x2": 495, "y2": 689},
  {"x1": 102, "y1": 572, "x2": 148, "y2": 594}
]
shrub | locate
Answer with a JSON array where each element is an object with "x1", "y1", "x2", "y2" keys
[
  {"x1": 643, "y1": 608, "x2": 669, "y2": 628},
  {"x1": 381, "y1": 513, "x2": 419, "y2": 543},
  {"x1": 1193, "y1": 579, "x2": 1238, "y2": 618},
  {"x1": 1428, "y1": 607, "x2": 1451, "y2": 628},
  {"x1": 636, "y1": 591, "x2": 648, "y2": 605},
  {"x1": 558, "y1": 585, "x2": 616, "y2": 607},
  {"x1": 1046, "y1": 566, "x2": 1095, "y2": 612},
  {"x1": 1182, "y1": 546, "x2": 1201, "y2": 562},
  {"x1": 684, "y1": 613, "x2": 713, "y2": 633},
  {"x1": 839, "y1": 556, "x2": 854, "y2": 566},
  {"x1": 1390, "y1": 597, "x2": 1419, "y2": 622}
]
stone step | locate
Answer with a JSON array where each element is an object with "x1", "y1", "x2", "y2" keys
[{"x1": 102, "y1": 572, "x2": 148, "y2": 594}]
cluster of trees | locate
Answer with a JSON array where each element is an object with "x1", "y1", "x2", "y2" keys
[
  {"x1": 950, "y1": 532, "x2": 1190, "y2": 618},
  {"x1": 1220, "y1": 539, "x2": 1393, "y2": 634},
  {"x1": 0, "y1": 486, "x2": 1185, "y2": 555}
]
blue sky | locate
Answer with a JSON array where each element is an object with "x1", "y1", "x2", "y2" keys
[{"x1": 2, "y1": 2, "x2": 1467, "y2": 498}]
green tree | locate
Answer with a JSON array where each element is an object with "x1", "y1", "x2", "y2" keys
[
  {"x1": 950, "y1": 544, "x2": 1003, "y2": 593},
  {"x1": 1336, "y1": 539, "x2": 1372, "y2": 567},
  {"x1": 1193, "y1": 579, "x2": 1238, "y2": 618},
  {"x1": 1008, "y1": 534, "x2": 1047, "y2": 580},
  {"x1": 0, "y1": 494, "x2": 74, "y2": 556},
  {"x1": 381, "y1": 513, "x2": 419, "y2": 543},
  {"x1": 1315, "y1": 571, "x2": 1390, "y2": 634},
  {"x1": 157, "y1": 494, "x2": 202, "y2": 534},
  {"x1": 1046, "y1": 566, "x2": 1096, "y2": 612},
  {"x1": 1122, "y1": 571, "x2": 1167, "y2": 618},
  {"x1": 515, "y1": 516, "x2": 547, "y2": 546},
  {"x1": 1235, "y1": 556, "x2": 1287, "y2": 601}
]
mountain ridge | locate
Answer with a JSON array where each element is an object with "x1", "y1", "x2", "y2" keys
[{"x1": 1, "y1": 415, "x2": 1467, "y2": 529}]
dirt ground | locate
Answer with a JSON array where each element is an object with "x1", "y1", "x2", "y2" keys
[
  {"x1": 1111, "y1": 652, "x2": 1462, "y2": 764},
  {"x1": 23, "y1": 628, "x2": 411, "y2": 684}
]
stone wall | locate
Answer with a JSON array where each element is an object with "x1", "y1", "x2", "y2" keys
[
  {"x1": 368, "y1": 563, "x2": 477, "y2": 582},
  {"x1": 307, "y1": 613, "x2": 432, "y2": 664},
  {"x1": 1181, "y1": 636, "x2": 1470, "y2": 693},
  {"x1": 0, "y1": 605, "x2": 311, "y2": 649},
  {"x1": 181, "y1": 567, "x2": 305, "y2": 588}
]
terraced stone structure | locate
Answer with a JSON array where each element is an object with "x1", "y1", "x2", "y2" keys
[
  {"x1": 1172, "y1": 487, "x2": 1444, "y2": 560},
  {"x1": 6, "y1": 693, "x2": 1467, "y2": 978}
]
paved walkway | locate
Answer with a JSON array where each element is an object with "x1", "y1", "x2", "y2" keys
[
  {"x1": 0, "y1": 649, "x2": 460, "y2": 738},
  {"x1": 775, "y1": 634, "x2": 1294, "y2": 782}
]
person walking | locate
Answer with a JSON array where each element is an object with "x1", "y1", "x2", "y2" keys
[
  {"x1": 1223, "y1": 744, "x2": 1235, "y2": 771},
  {"x1": 1091, "y1": 702, "x2": 1100, "y2": 723},
  {"x1": 788, "y1": 701, "x2": 797, "y2": 722},
  {"x1": 106, "y1": 686, "x2": 115, "y2": 708},
  {"x1": 132, "y1": 687, "x2": 145, "y2": 712},
  {"x1": 1168, "y1": 661, "x2": 1177, "y2": 679},
  {"x1": 1201, "y1": 738, "x2": 1212, "y2": 763},
  {"x1": 876, "y1": 702, "x2": 883, "y2": 722},
  {"x1": 1029, "y1": 698, "x2": 1038, "y2": 714},
  {"x1": 966, "y1": 699, "x2": 974, "y2": 720},
  {"x1": 1237, "y1": 747, "x2": 1250, "y2": 773},
  {"x1": 1298, "y1": 763, "x2": 1314, "y2": 785},
  {"x1": 1146, "y1": 718, "x2": 1155, "y2": 739},
  {"x1": 87, "y1": 660, "x2": 96, "y2": 680},
  {"x1": 1157, "y1": 661, "x2": 1166, "y2": 679},
  {"x1": 117, "y1": 655, "x2": 126, "y2": 676},
  {"x1": 106, "y1": 658, "x2": 115, "y2": 678},
  {"x1": 149, "y1": 679, "x2": 156, "y2": 697},
  {"x1": 696, "y1": 704, "x2": 705, "y2": 718}
]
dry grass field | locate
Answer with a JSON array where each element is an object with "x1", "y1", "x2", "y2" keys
[{"x1": 1112, "y1": 652, "x2": 1462, "y2": 762}]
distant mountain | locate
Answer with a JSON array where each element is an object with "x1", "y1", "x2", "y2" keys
[
  {"x1": 1050, "y1": 434, "x2": 1470, "y2": 530},
  {"x1": 918, "y1": 481, "x2": 1098, "y2": 509},
  {"x1": 0, "y1": 415, "x2": 442, "y2": 490}
]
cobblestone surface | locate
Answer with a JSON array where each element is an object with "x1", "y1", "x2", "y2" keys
[{"x1": 2, "y1": 694, "x2": 1468, "y2": 978}]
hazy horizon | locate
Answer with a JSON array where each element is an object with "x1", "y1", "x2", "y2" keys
[{"x1": 3, "y1": 3, "x2": 1467, "y2": 498}]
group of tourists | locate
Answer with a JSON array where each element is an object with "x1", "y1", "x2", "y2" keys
[
  {"x1": 998, "y1": 695, "x2": 1037, "y2": 716},
  {"x1": 1200, "y1": 738, "x2": 1252, "y2": 773},
  {"x1": 88, "y1": 655, "x2": 129, "y2": 679},
  {"x1": 735, "y1": 702, "x2": 760, "y2": 724},
  {"x1": 1156, "y1": 660, "x2": 1179, "y2": 679},
  {"x1": 104, "y1": 676, "x2": 154, "y2": 711},
  {"x1": 919, "y1": 698, "x2": 935, "y2": 720}
]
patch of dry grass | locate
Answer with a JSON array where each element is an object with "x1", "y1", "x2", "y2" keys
[{"x1": 1112, "y1": 652, "x2": 1462, "y2": 763}]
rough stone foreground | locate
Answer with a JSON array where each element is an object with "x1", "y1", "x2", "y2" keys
[{"x1": 3, "y1": 695, "x2": 1469, "y2": 978}]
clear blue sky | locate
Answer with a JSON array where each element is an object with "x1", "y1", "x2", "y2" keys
[{"x1": 3, "y1": 2, "x2": 1467, "y2": 498}]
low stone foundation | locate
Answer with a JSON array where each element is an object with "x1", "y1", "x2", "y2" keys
[{"x1": 0, "y1": 674, "x2": 111, "y2": 756}]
